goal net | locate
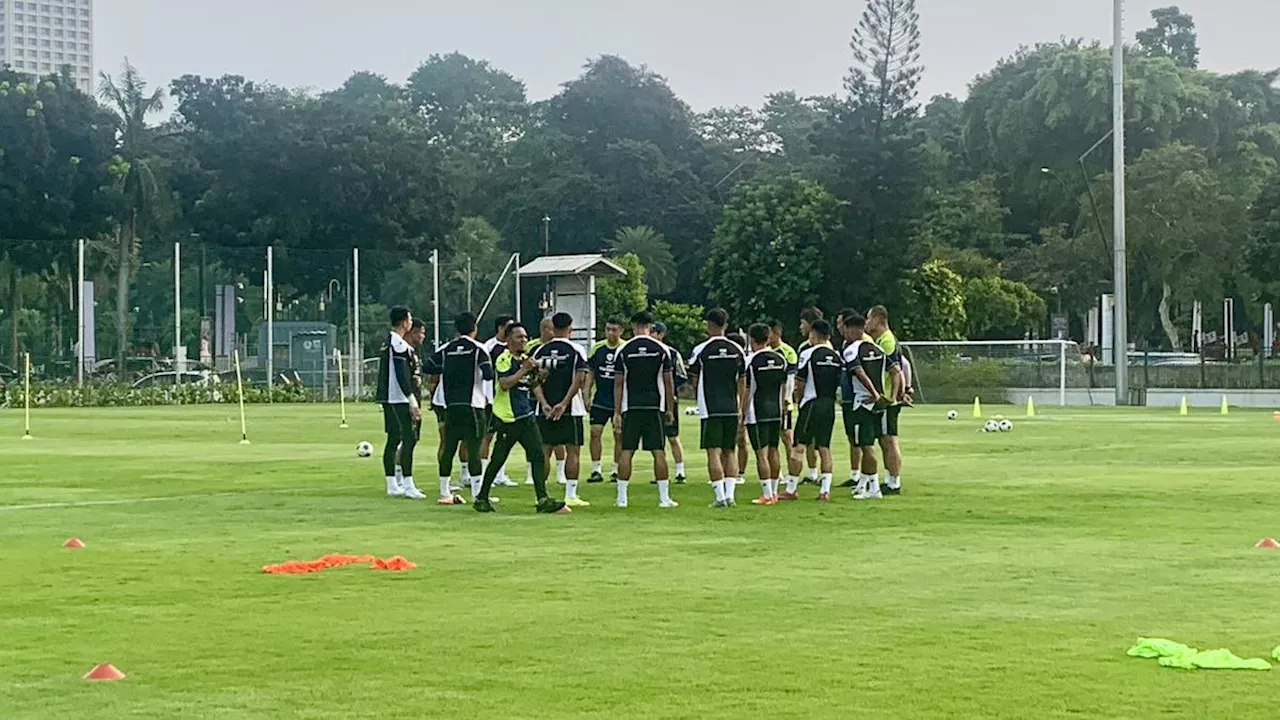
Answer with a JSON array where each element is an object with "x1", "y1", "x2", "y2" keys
[{"x1": 901, "y1": 340, "x2": 1089, "y2": 406}]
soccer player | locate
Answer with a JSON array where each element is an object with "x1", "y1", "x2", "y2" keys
[
  {"x1": 841, "y1": 313, "x2": 889, "y2": 500},
  {"x1": 426, "y1": 312, "x2": 492, "y2": 504},
  {"x1": 744, "y1": 324, "x2": 788, "y2": 505},
  {"x1": 481, "y1": 314, "x2": 519, "y2": 488},
  {"x1": 689, "y1": 308, "x2": 747, "y2": 508},
  {"x1": 533, "y1": 312, "x2": 591, "y2": 508},
  {"x1": 767, "y1": 318, "x2": 800, "y2": 497},
  {"x1": 612, "y1": 311, "x2": 678, "y2": 509},
  {"x1": 866, "y1": 305, "x2": 909, "y2": 495},
  {"x1": 653, "y1": 321, "x2": 689, "y2": 484},
  {"x1": 785, "y1": 319, "x2": 841, "y2": 501},
  {"x1": 526, "y1": 317, "x2": 554, "y2": 353},
  {"x1": 394, "y1": 318, "x2": 427, "y2": 486},
  {"x1": 796, "y1": 308, "x2": 824, "y2": 485},
  {"x1": 377, "y1": 306, "x2": 425, "y2": 500},
  {"x1": 585, "y1": 319, "x2": 625, "y2": 483},
  {"x1": 835, "y1": 308, "x2": 864, "y2": 489},
  {"x1": 473, "y1": 322, "x2": 568, "y2": 514},
  {"x1": 726, "y1": 331, "x2": 751, "y2": 484}
]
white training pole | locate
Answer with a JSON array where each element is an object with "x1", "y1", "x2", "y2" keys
[
  {"x1": 174, "y1": 241, "x2": 182, "y2": 385},
  {"x1": 234, "y1": 349, "x2": 250, "y2": 445},
  {"x1": 1059, "y1": 340, "x2": 1067, "y2": 407},
  {"x1": 335, "y1": 348, "x2": 349, "y2": 429},
  {"x1": 513, "y1": 252, "x2": 522, "y2": 322},
  {"x1": 352, "y1": 247, "x2": 360, "y2": 398},
  {"x1": 431, "y1": 248, "x2": 441, "y2": 348},
  {"x1": 1112, "y1": 0, "x2": 1129, "y2": 405},
  {"x1": 22, "y1": 351, "x2": 32, "y2": 439},
  {"x1": 266, "y1": 246, "x2": 274, "y2": 398},
  {"x1": 77, "y1": 238, "x2": 85, "y2": 389}
]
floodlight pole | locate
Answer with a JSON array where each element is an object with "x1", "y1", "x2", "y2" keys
[
  {"x1": 514, "y1": 252, "x2": 522, "y2": 323},
  {"x1": 430, "y1": 248, "x2": 441, "y2": 348},
  {"x1": 352, "y1": 247, "x2": 361, "y2": 397},
  {"x1": 77, "y1": 238, "x2": 85, "y2": 388},
  {"x1": 266, "y1": 245, "x2": 274, "y2": 399},
  {"x1": 174, "y1": 241, "x2": 182, "y2": 385},
  {"x1": 1112, "y1": 0, "x2": 1130, "y2": 405}
]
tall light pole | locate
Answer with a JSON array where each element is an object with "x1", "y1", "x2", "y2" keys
[
  {"x1": 541, "y1": 215, "x2": 552, "y2": 316},
  {"x1": 1112, "y1": 0, "x2": 1130, "y2": 405}
]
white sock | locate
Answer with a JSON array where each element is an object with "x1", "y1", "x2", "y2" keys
[
  {"x1": 785, "y1": 475, "x2": 798, "y2": 493},
  {"x1": 526, "y1": 463, "x2": 534, "y2": 482},
  {"x1": 566, "y1": 480, "x2": 579, "y2": 500},
  {"x1": 593, "y1": 461, "x2": 602, "y2": 474},
  {"x1": 771, "y1": 478, "x2": 781, "y2": 495},
  {"x1": 886, "y1": 474, "x2": 901, "y2": 489},
  {"x1": 385, "y1": 476, "x2": 400, "y2": 493},
  {"x1": 438, "y1": 477, "x2": 451, "y2": 498},
  {"x1": 820, "y1": 473, "x2": 832, "y2": 494},
  {"x1": 760, "y1": 479, "x2": 772, "y2": 498},
  {"x1": 402, "y1": 476, "x2": 417, "y2": 491},
  {"x1": 675, "y1": 462, "x2": 686, "y2": 476},
  {"x1": 861, "y1": 473, "x2": 878, "y2": 494},
  {"x1": 848, "y1": 470, "x2": 859, "y2": 482},
  {"x1": 617, "y1": 479, "x2": 629, "y2": 505},
  {"x1": 725, "y1": 478, "x2": 737, "y2": 502},
  {"x1": 807, "y1": 467, "x2": 818, "y2": 481},
  {"x1": 556, "y1": 460, "x2": 567, "y2": 483},
  {"x1": 470, "y1": 476, "x2": 483, "y2": 501},
  {"x1": 481, "y1": 458, "x2": 490, "y2": 476},
  {"x1": 461, "y1": 466, "x2": 471, "y2": 483},
  {"x1": 657, "y1": 480, "x2": 671, "y2": 504},
  {"x1": 713, "y1": 480, "x2": 726, "y2": 502},
  {"x1": 608, "y1": 462, "x2": 617, "y2": 475}
]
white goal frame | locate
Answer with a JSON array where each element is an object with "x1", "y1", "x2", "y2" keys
[{"x1": 901, "y1": 339, "x2": 1076, "y2": 406}]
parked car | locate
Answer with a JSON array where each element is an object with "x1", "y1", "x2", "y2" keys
[{"x1": 132, "y1": 371, "x2": 219, "y2": 389}]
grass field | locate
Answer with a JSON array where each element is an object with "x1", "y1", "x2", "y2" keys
[{"x1": 3, "y1": 402, "x2": 1280, "y2": 718}]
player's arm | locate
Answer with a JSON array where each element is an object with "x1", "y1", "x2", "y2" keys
[
  {"x1": 664, "y1": 370, "x2": 676, "y2": 424},
  {"x1": 736, "y1": 374, "x2": 748, "y2": 427},
  {"x1": 393, "y1": 348, "x2": 420, "y2": 418},
  {"x1": 613, "y1": 366, "x2": 625, "y2": 424},
  {"x1": 851, "y1": 361, "x2": 882, "y2": 405},
  {"x1": 792, "y1": 353, "x2": 808, "y2": 406},
  {"x1": 499, "y1": 356, "x2": 536, "y2": 391},
  {"x1": 556, "y1": 367, "x2": 588, "y2": 421}
]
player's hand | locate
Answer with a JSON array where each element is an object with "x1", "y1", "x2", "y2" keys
[
  {"x1": 613, "y1": 411, "x2": 623, "y2": 429},
  {"x1": 410, "y1": 405, "x2": 422, "y2": 422},
  {"x1": 552, "y1": 403, "x2": 569, "y2": 421},
  {"x1": 540, "y1": 402, "x2": 554, "y2": 417},
  {"x1": 665, "y1": 409, "x2": 675, "y2": 425},
  {"x1": 521, "y1": 357, "x2": 538, "y2": 372}
]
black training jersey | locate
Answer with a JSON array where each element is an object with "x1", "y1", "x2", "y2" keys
[
  {"x1": 796, "y1": 344, "x2": 842, "y2": 406},
  {"x1": 689, "y1": 336, "x2": 746, "y2": 418},
  {"x1": 376, "y1": 331, "x2": 417, "y2": 405},
  {"x1": 843, "y1": 339, "x2": 887, "y2": 408},
  {"x1": 587, "y1": 341, "x2": 624, "y2": 410},
  {"x1": 533, "y1": 338, "x2": 589, "y2": 416},
  {"x1": 745, "y1": 349, "x2": 789, "y2": 424},
  {"x1": 616, "y1": 335, "x2": 671, "y2": 412},
  {"x1": 426, "y1": 336, "x2": 492, "y2": 409}
]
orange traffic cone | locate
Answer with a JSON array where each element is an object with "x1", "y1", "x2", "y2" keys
[
  {"x1": 83, "y1": 664, "x2": 126, "y2": 681},
  {"x1": 1255, "y1": 538, "x2": 1280, "y2": 549},
  {"x1": 62, "y1": 538, "x2": 85, "y2": 549}
]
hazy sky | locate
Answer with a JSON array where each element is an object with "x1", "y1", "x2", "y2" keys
[{"x1": 97, "y1": 0, "x2": 1280, "y2": 110}]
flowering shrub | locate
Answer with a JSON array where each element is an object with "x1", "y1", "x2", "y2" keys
[{"x1": 0, "y1": 381, "x2": 318, "y2": 408}]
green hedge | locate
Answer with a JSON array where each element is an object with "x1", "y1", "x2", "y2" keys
[{"x1": 1, "y1": 381, "x2": 318, "y2": 408}]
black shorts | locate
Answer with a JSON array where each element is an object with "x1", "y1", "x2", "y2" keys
[
  {"x1": 747, "y1": 421, "x2": 781, "y2": 451},
  {"x1": 843, "y1": 406, "x2": 880, "y2": 447},
  {"x1": 700, "y1": 416, "x2": 738, "y2": 451},
  {"x1": 445, "y1": 405, "x2": 487, "y2": 442},
  {"x1": 539, "y1": 415, "x2": 585, "y2": 447},
  {"x1": 663, "y1": 401, "x2": 681, "y2": 438},
  {"x1": 621, "y1": 410, "x2": 665, "y2": 452},
  {"x1": 382, "y1": 403, "x2": 416, "y2": 437},
  {"x1": 880, "y1": 404, "x2": 901, "y2": 438},
  {"x1": 432, "y1": 405, "x2": 447, "y2": 424},
  {"x1": 794, "y1": 399, "x2": 836, "y2": 449},
  {"x1": 589, "y1": 406, "x2": 617, "y2": 428},
  {"x1": 484, "y1": 405, "x2": 496, "y2": 435}
]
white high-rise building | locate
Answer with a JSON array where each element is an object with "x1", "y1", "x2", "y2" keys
[{"x1": 0, "y1": 0, "x2": 94, "y2": 94}]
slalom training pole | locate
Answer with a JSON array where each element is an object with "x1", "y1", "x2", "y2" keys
[
  {"x1": 22, "y1": 352, "x2": 32, "y2": 440},
  {"x1": 234, "y1": 350, "x2": 250, "y2": 445},
  {"x1": 335, "y1": 349, "x2": 349, "y2": 429}
]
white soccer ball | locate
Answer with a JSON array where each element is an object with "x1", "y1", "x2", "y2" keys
[
  {"x1": 356, "y1": 441, "x2": 373, "y2": 457},
  {"x1": 684, "y1": 407, "x2": 699, "y2": 416},
  {"x1": 983, "y1": 420, "x2": 999, "y2": 433},
  {"x1": 998, "y1": 419, "x2": 1013, "y2": 432},
  {"x1": 946, "y1": 410, "x2": 958, "y2": 420}
]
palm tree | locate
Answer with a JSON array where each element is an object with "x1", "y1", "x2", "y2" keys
[
  {"x1": 611, "y1": 226, "x2": 677, "y2": 296},
  {"x1": 98, "y1": 59, "x2": 165, "y2": 370}
]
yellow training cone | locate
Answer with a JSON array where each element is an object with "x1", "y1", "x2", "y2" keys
[
  {"x1": 1179, "y1": 396, "x2": 1189, "y2": 416},
  {"x1": 1220, "y1": 395, "x2": 1229, "y2": 415},
  {"x1": 972, "y1": 396, "x2": 983, "y2": 418},
  {"x1": 1025, "y1": 396, "x2": 1036, "y2": 418}
]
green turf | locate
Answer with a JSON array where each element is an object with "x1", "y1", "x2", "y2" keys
[{"x1": 2, "y1": 403, "x2": 1279, "y2": 718}]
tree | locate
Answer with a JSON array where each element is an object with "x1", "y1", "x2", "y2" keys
[
  {"x1": 1136, "y1": 6, "x2": 1200, "y2": 69},
  {"x1": 99, "y1": 59, "x2": 166, "y2": 366},
  {"x1": 899, "y1": 259, "x2": 966, "y2": 340},
  {"x1": 650, "y1": 300, "x2": 704, "y2": 354},
  {"x1": 595, "y1": 253, "x2": 647, "y2": 331},
  {"x1": 915, "y1": 176, "x2": 1021, "y2": 262},
  {"x1": 703, "y1": 177, "x2": 841, "y2": 326},
  {"x1": 611, "y1": 226, "x2": 676, "y2": 296},
  {"x1": 963, "y1": 276, "x2": 1047, "y2": 339},
  {"x1": 1247, "y1": 171, "x2": 1280, "y2": 300}
]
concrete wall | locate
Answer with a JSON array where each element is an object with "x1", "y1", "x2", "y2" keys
[{"x1": 1004, "y1": 388, "x2": 1280, "y2": 408}]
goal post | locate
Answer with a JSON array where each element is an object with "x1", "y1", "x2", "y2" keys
[{"x1": 901, "y1": 339, "x2": 1086, "y2": 407}]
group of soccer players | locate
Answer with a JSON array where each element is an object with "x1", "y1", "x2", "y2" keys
[{"x1": 375, "y1": 302, "x2": 913, "y2": 513}]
